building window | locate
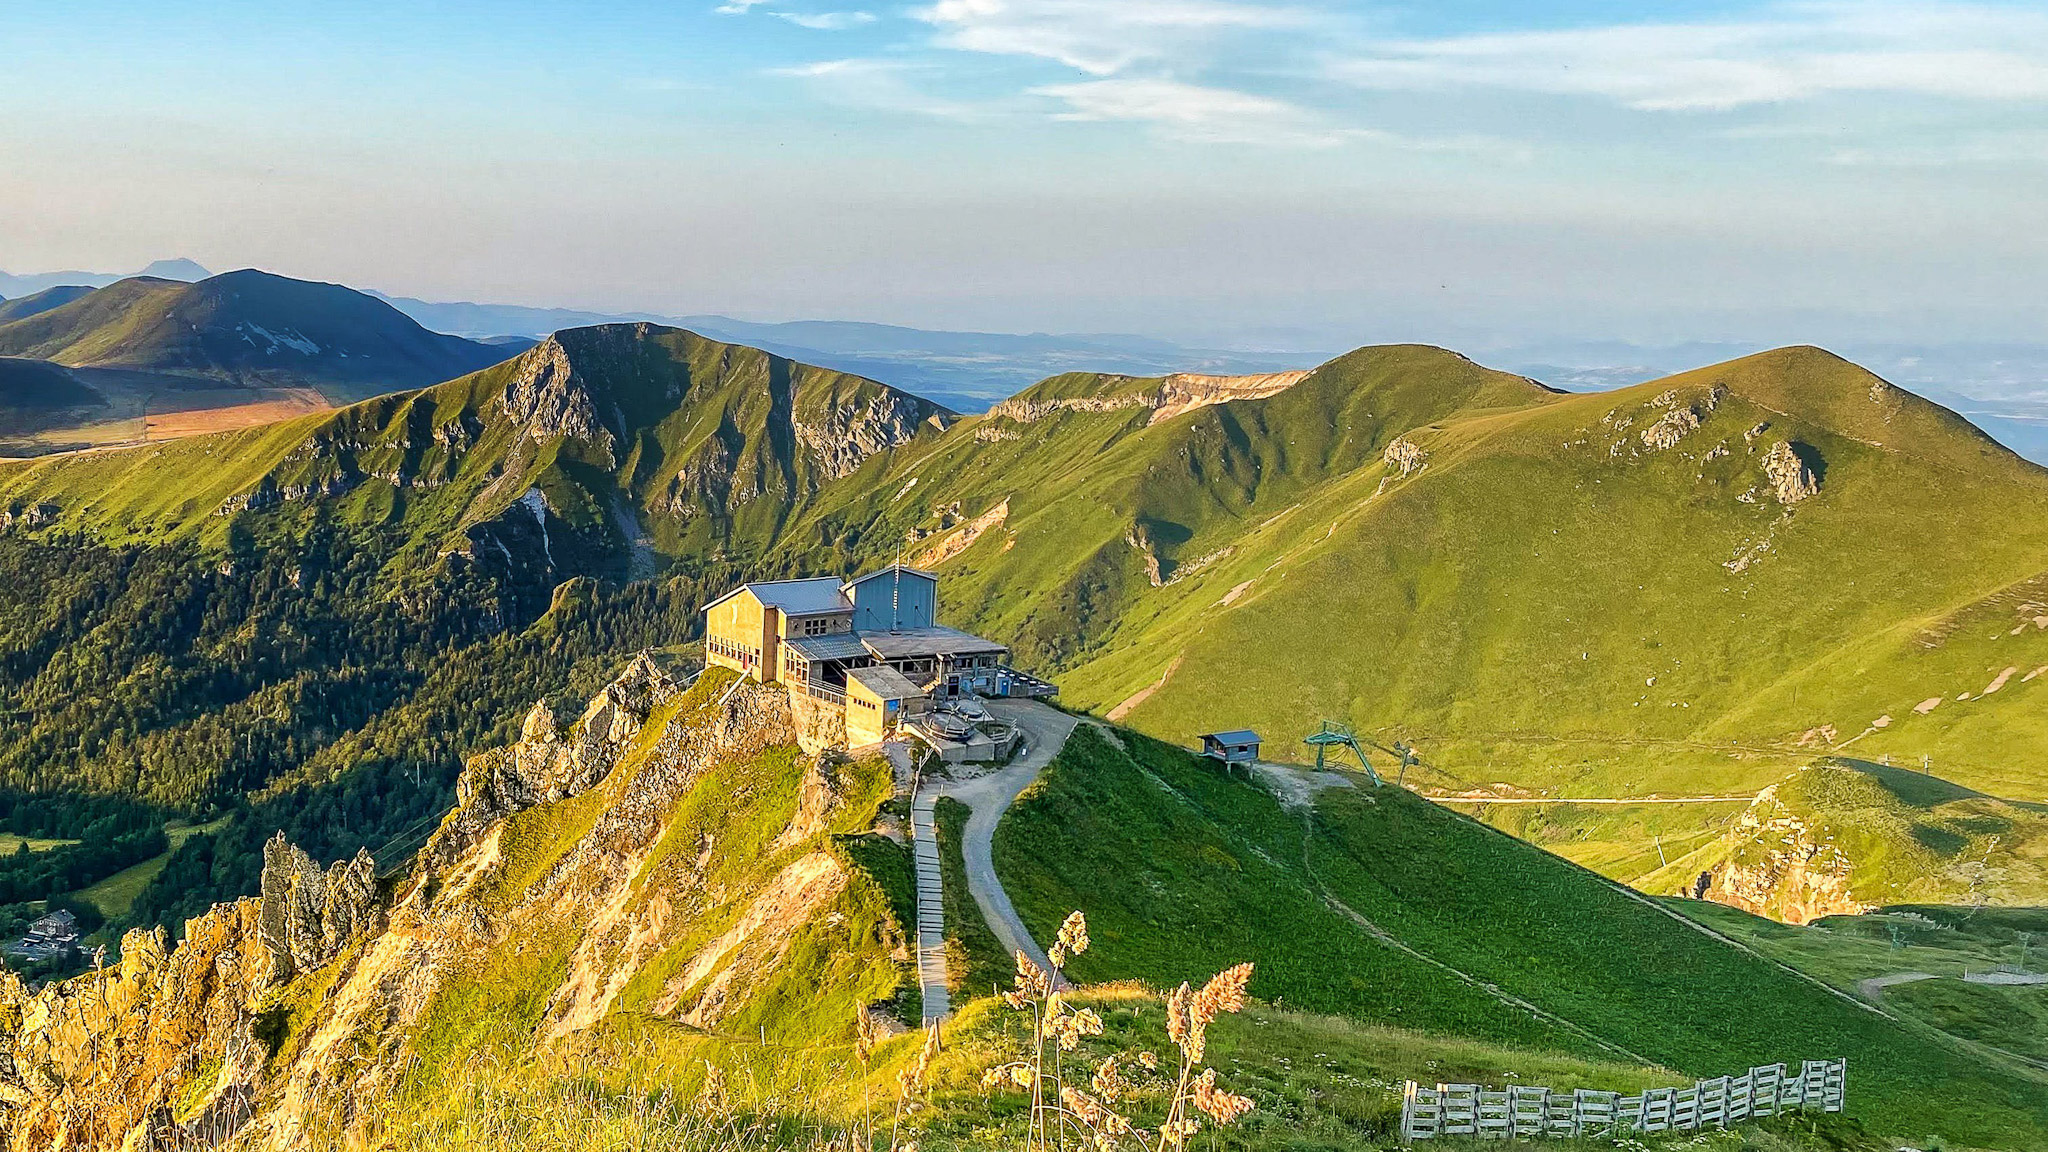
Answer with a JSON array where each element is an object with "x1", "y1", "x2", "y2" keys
[{"x1": 802, "y1": 616, "x2": 833, "y2": 636}]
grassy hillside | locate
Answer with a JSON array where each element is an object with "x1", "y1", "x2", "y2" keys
[
  {"x1": 0, "y1": 270, "x2": 508, "y2": 400},
  {"x1": 5, "y1": 336, "x2": 2047, "y2": 925},
  {"x1": 0, "y1": 358, "x2": 103, "y2": 435},
  {"x1": 0, "y1": 285, "x2": 97, "y2": 325},
  {"x1": 991, "y1": 726, "x2": 2048, "y2": 1147}
]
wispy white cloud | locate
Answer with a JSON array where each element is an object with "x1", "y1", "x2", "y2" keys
[
  {"x1": 772, "y1": 10, "x2": 878, "y2": 30},
  {"x1": 1030, "y1": 77, "x2": 1341, "y2": 145},
  {"x1": 770, "y1": 57, "x2": 983, "y2": 119},
  {"x1": 915, "y1": 0, "x2": 1308, "y2": 76},
  {"x1": 714, "y1": 0, "x2": 772, "y2": 14},
  {"x1": 1328, "y1": 2, "x2": 2048, "y2": 111}
]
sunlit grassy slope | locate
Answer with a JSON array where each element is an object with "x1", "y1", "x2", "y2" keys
[
  {"x1": 762, "y1": 347, "x2": 2048, "y2": 810},
  {"x1": 990, "y1": 726, "x2": 2048, "y2": 1148}
]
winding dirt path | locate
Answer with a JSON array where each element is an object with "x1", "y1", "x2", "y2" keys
[{"x1": 926, "y1": 701, "x2": 1079, "y2": 980}]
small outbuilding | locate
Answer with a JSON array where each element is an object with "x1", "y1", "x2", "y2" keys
[
  {"x1": 846, "y1": 665, "x2": 928, "y2": 747},
  {"x1": 1199, "y1": 730, "x2": 1262, "y2": 766}
]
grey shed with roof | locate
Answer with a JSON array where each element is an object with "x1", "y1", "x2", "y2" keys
[{"x1": 1199, "y1": 730, "x2": 1261, "y2": 765}]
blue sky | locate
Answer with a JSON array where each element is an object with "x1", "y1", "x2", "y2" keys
[{"x1": 2, "y1": 0, "x2": 2046, "y2": 349}]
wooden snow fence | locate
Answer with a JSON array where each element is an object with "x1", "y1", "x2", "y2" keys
[{"x1": 1400, "y1": 1058, "x2": 1846, "y2": 1142}]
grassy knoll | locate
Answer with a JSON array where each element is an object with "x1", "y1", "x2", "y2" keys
[
  {"x1": 993, "y1": 725, "x2": 2048, "y2": 1149},
  {"x1": 75, "y1": 817, "x2": 227, "y2": 920},
  {"x1": 0, "y1": 833, "x2": 77, "y2": 853},
  {"x1": 934, "y1": 795, "x2": 1007, "y2": 999}
]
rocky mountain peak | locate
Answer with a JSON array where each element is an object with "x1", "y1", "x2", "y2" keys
[{"x1": 498, "y1": 334, "x2": 618, "y2": 457}]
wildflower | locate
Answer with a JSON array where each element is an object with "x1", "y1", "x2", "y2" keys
[
  {"x1": 1160, "y1": 1117, "x2": 1203, "y2": 1145},
  {"x1": 855, "y1": 1005, "x2": 881, "y2": 1064},
  {"x1": 1047, "y1": 1006, "x2": 1104, "y2": 1052},
  {"x1": 1165, "y1": 983, "x2": 1192, "y2": 1050},
  {"x1": 1190, "y1": 1068, "x2": 1255, "y2": 1125},
  {"x1": 1015, "y1": 952, "x2": 1054, "y2": 999},
  {"x1": 1050, "y1": 911, "x2": 1090, "y2": 968},
  {"x1": 1137, "y1": 1050, "x2": 1159, "y2": 1071}
]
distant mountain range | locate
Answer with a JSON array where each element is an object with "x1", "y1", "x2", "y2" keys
[
  {"x1": 369, "y1": 291, "x2": 1317, "y2": 412},
  {"x1": 5, "y1": 258, "x2": 2045, "y2": 462},
  {"x1": 0, "y1": 258, "x2": 210, "y2": 299}
]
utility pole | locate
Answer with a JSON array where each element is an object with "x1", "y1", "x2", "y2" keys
[
  {"x1": 1654, "y1": 837, "x2": 1667, "y2": 867},
  {"x1": 1922, "y1": 754, "x2": 1931, "y2": 776}
]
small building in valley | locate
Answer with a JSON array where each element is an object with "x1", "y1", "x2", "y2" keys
[
  {"x1": 704, "y1": 564, "x2": 1053, "y2": 749},
  {"x1": 6, "y1": 908, "x2": 82, "y2": 963},
  {"x1": 1200, "y1": 730, "x2": 1262, "y2": 766}
]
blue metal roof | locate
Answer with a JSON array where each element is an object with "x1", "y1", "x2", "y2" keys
[{"x1": 1201, "y1": 730, "x2": 1261, "y2": 744}]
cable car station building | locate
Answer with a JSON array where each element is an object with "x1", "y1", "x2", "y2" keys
[{"x1": 703, "y1": 565, "x2": 1054, "y2": 746}]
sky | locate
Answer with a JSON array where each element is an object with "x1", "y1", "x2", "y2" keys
[{"x1": 2, "y1": 0, "x2": 2046, "y2": 351}]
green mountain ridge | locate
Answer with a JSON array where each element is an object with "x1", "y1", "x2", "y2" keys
[
  {"x1": 2, "y1": 327, "x2": 2045, "y2": 926},
  {"x1": 0, "y1": 269, "x2": 511, "y2": 402}
]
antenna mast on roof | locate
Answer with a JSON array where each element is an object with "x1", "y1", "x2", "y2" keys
[{"x1": 891, "y1": 549, "x2": 903, "y2": 633}]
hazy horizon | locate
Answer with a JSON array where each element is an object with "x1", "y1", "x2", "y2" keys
[{"x1": 5, "y1": 1, "x2": 2046, "y2": 356}]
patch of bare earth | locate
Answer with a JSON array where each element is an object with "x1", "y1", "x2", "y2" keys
[{"x1": 1106, "y1": 653, "x2": 1182, "y2": 722}]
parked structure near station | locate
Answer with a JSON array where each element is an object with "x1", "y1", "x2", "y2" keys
[
  {"x1": 1200, "y1": 730, "x2": 1262, "y2": 766},
  {"x1": 703, "y1": 564, "x2": 1054, "y2": 750}
]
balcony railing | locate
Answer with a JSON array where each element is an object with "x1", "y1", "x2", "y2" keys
[{"x1": 795, "y1": 680, "x2": 847, "y2": 707}]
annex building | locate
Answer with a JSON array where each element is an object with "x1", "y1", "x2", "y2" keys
[{"x1": 703, "y1": 564, "x2": 1053, "y2": 746}]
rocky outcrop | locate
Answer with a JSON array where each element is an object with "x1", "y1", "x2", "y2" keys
[
  {"x1": 0, "y1": 502, "x2": 58, "y2": 531},
  {"x1": 910, "y1": 498, "x2": 1009, "y2": 568},
  {"x1": 1695, "y1": 785, "x2": 1864, "y2": 925},
  {"x1": 427, "y1": 652, "x2": 682, "y2": 872},
  {"x1": 1147, "y1": 371, "x2": 1310, "y2": 425},
  {"x1": 258, "y1": 837, "x2": 382, "y2": 982},
  {"x1": 1762, "y1": 441, "x2": 1820, "y2": 505},
  {"x1": 794, "y1": 392, "x2": 941, "y2": 479},
  {"x1": 1384, "y1": 436, "x2": 1428, "y2": 477},
  {"x1": 498, "y1": 335, "x2": 617, "y2": 461},
  {"x1": 983, "y1": 370, "x2": 1311, "y2": 429},
  {"x1": 985, "y1": 391, "x2": 1151, "y2": 424},
  {"x1": 0, "y1": 657, "x2": 838, "y2": 1151},
  {"x1": 0, "y1": 900, "x2": 276, "y2": 1149},
  {"x1": 789, "y1": 691, "x2": 849, "y2": 757}
]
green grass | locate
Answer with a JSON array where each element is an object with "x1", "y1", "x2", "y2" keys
[
  {"x1": 1885, "y1": 979, "x2": 2048, "y2": 1063},
  {"x1": 992, "y1": 725, "x2": 2048, "y2": 1149},
  {"x1": 75, "y1": 817, "x2": 228, "y2": 919},
  {"x1": 933, "y1": 796, "x2": 1007, "y2": 998},
  {"x1": 0, "y1": 833, "x2": 78, "y2": 853},
  {"x1": 12, "y1": 335, "x2": 2048, "y2": 906}
]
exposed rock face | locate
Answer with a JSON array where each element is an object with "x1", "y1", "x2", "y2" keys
[
  {"x1": 795, "y1": 392, "x2": 940, "y2": 480},
  {"x1": 258, "y1": 836, "x2": 382, "y2": 981},
  {"x1": 1147, "y1": 371, "x2": 1311, "y2": 425},
  {"x1": 1696, "y1": 785, "x2": 1864, "y2": 925},
  {"x1": 429, "y1": 652, "x2": 682, "y2": 872},
  {"x1": 0, "y1": 502, "x2": 58, "y2": 531},
  {"x1": 499, "y1": 335, "x2": 617, "y2": 459},
  {"x1": 985, "y1": 391, "x2": 1151, "y2": 423},
  {"x1": 0, "y1": 900, "x2": 276, "y2": 1149},
  {"x1": 1762, "y1": 441, "x2": 1820, "y2": 504},
  {"x1": 776, "y1": 751, "x2": 847, "y2": 848},
  {"x1": 1384, "y1": 436, "x2": 1428, "y2": 477},
  {"x1": 910, "y1": 498, "x2": 1009, "y2": 568},
  {"x1": 789, "y1": 691, "x2": 849, "y2": 756},
  {"x1": 0, "y1": 657, "x2": 832, "y2": 1151},
  {"x1": 984, "y1": 370, "x2": 1311, "y2": 429}
]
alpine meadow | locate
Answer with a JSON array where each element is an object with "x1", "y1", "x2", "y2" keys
[{"x1": 5, "y1": 2, "x2": 2048, "y2": 1149}]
